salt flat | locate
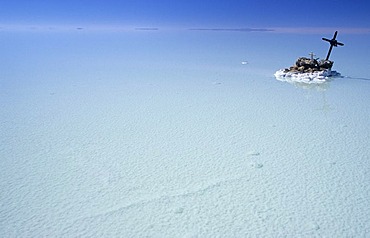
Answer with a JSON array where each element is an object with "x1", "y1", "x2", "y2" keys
[{"x1": 1, "y1": 30, "x2": 370, "y2": 237}]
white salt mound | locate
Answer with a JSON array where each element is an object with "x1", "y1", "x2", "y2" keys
[{"x1": 274, "y1": 69, "x2": 341, "y2": 84}]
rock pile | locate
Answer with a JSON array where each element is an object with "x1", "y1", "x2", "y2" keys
[{"x1": 284, "y1": 57, "x2": 334, "y2": 73}]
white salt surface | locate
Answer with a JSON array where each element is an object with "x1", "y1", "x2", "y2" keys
[
  {"x1": 1, "y1": 31, "x2": 370, "y2": 237},
  {"x1": 274, "y1": 69, "x2": 341, "y2": 84}
]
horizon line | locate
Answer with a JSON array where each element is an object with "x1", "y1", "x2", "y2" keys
[{"x1": 1, "y1": 24, "x2": 370, "y2": 34}]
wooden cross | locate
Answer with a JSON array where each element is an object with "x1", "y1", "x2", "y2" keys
[
  {"x1": 322, "y1": 31, "x2": 344, "y2": 60},
  {"x1": 309, "y1": 52, "x2": 316, "y2": 60}
]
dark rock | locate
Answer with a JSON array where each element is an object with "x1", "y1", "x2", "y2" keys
[
  {"x1": 283, "y1": 56, "x2": 334, "y2": 74},
  {"x1": 318, "y1": 60, "x2": 333, "y2": 69},
  {"x1": 295, "y1": 57, "x2": 320, "y2": 69}
]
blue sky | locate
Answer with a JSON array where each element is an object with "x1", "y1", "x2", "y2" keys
[{"x1": 1, "y1": 0, "x2": 370, "y2": 28}]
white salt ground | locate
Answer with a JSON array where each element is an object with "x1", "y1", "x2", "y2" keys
[
  {"x1": 274, "y1": 69, "x2": 342, "y2": 84},
  {"x1": 1, "y1": 31, "x2": 370, "y2": 237},
  {"x1": 1, "y1": 71, "x2": 369, "y2": 237}
]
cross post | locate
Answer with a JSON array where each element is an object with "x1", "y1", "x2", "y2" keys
[
  {"x1": 309, "y1": 52, "x2": 316, "y2": 60},
  {"x1": 322, "y1": 31, "x2": 344, "y2": 60}
]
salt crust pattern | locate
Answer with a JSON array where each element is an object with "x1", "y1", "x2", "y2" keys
[
  {"x1": 2, "y1": 75, "x2": 370, "y2": 237},
  {"x1": 1, "y1": 31, "x2": 370, "y2": 237},
  {"x1": 274, "y1": 69, "x2": 341, "y2": 84}
]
